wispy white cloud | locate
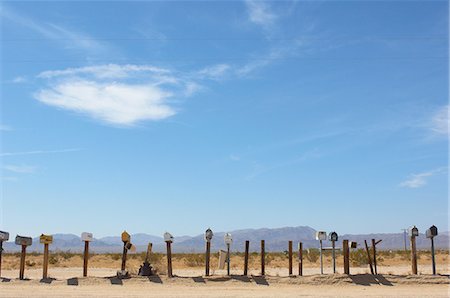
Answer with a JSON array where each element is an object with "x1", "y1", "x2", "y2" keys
[
  {"x1": 3, "y1": 165, "x2": 37, "y2": 174},
  {"x1": 35, "y1": 64, "x2": 200, "y2": 126},
  {"x1": 0, "y1": 125, "x2": 13, "y2": 132},
  {"x1": 0, "y1": 148, "x2": 81, "y2": 157},
  {"x1": 12, "y1": 76, "x2": 27, "y2": 83},
  {"x1": 430, "y1": 105, "x2": 448, "y2": 137},
  {"x1": 197, "y1": 64, "x2": 231, "y2": 80},
  {"x1": 229, "y1": 154, "x2": 241, "y2": 161},
  {"x1": 400, "y1": 168, "x2": 446, "y2": 188},
  {"x1": 245, "y1": 1, "x2": 277, "y2": 29}
]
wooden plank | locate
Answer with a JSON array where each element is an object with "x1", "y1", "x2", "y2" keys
[
  {"x1": 411, "y1": 236, "x2": 418, "y2": 274},
  {"x1": 43, "y1": 243, "x2": 49, "y2": 279},
  {"x1": 167, "y1": 242, "x2": 173, "y2": 278},
  {"x1": 83, "y1": 241, "x2": 89, "y2": 277},
  {"x1": 19, "y1": 245, "x2": 26, "y2": 280},
  {"x1": 371, "y1": 239, "x2": 377, "y2": 275},
  {"x1": 261, "y1": 240, "x2": 265, "y2": 276},
  {"x1": 364, "y1": 240, "x2": 374, "y2": 275},
  {"x1": 288, "y1": 241, "x2": 293, "y2": 276},
  {"x1": 343, "y1": 240, "x2": 349, "y2": 274},
  {"x1": 298, "y1": 242, "x2": 303, "y2": 276}
]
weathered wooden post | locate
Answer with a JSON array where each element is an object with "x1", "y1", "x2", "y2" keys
[
  {"x1": 409, "y1": 226, "x2": 419, "y2": 275},
  {"x1": 315, "y1": 231, "x2": 326, "y2": 275},
  {"x1": 364, "y1": 240, "x2": 374, "y2": 275},
  {"x1": 118, "y1": 231, "x2": 136, "y2": 277},
  {"x1": 371, "y1": 239, "x2": 382, "y2": 275},
  {"x1": 260, "y1": 240, "x2": 265, "y2": 276},
  {"x1": 298, "y1": 242, "x2": 303, "y2": 276},
  {"x1": 81, "y1": 232, "x2": 93, "y2": 277},
  {"x1": 343, "y1": 240, "x2": 349, "y2": 274},
  {"x1": 288, "y1": 241, "x2": 293, "y2": 276},
  {"x1": 426, "y1": 225, "x2": 438, "y2": 275},
  {"x1": 15, "y1": 235, "x2": 32, "y2": 280},
  {"x1": 329, "y1": 232, "x2": 338, "y2": 274},
  {"x1": 138, "y1": 242, "x2": 153, "y2": 276},
  {"x1": 244, "y1": 240, "x2": 249, "y2": 276},
  {"x1": 0, "y1": 231, "x2": 9, "y2": 278},
  {"x1": 204, "y1": 228, "x2": 213, "y2": 276},
  {"x1": 164, "y1": 232, "x2": 174, "y2": 278},
  {"x1": 224, "y1": 233, "x2": 233, "y2": 276},
  {"x1": 40, "y1": 234, "x2": 53, "y2": 279}
]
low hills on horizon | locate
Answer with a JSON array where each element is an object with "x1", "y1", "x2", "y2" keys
[{"x1": 3, "y1": 226, "x2": 448, "y2": 253}]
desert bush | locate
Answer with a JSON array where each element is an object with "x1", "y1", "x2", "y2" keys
[
  {"x1": 25, "y1": 260, "x2": 36, "y2": 267},
  {"x1": 49, "y1": 255, "x2": 59, "y2": 265},
  {"x1": 350, "y1": 249, "x2": 367, "y2": 266},
  {"x1": 183, "y1": 254, "x2": 204, "y2": 267},
  {"x1": 306, "y1": 249, "x2": 319, "y2": 263}
]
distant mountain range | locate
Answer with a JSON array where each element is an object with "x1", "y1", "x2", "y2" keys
[{"x1": 3, "y1": 226, "x2": 449, "y2": 253}]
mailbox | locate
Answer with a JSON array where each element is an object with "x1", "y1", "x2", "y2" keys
[
  {"x1": 81, "y1": 232, "x2": 93, "y2": 242},
  {"x1": 329, "y1": 232, "x2": 338, "y2": 242},
  {"x1": 350, "y1": 241, "x2": 357, "y2": 249},
  {"x1": 224, "y1": 233, "x2": 232, "y2": 245},
  {"x1": 408, "y1": 226, "x2": 419, "y2": 237},
  {"x1": 164, "y1": 232, "x2": 174, "y2": 243},
  {"x1": 121, "y1": 231, "x2": 131, "y2": 243},
  {"x1": 40, "y1": 234, "x2": 53, "y2": 244},
  {"x1": 205, "y1": 228, "x2": 214, "y2": 242},
  {"x1": 0, "y1": 231, "x2": 9, "y2": 241},
  {"x1": 125, "y1": 242, "x2": 136, "y2": 252},
  {"x1": 315, "y1": 231, "x2": 327, "y2": 241},
  {"x1": 15, "y1": 235, "x2": 32, "y2": 246},
  {"x1": 426, "y1": 225, "x2": 438, "y2": 239}
]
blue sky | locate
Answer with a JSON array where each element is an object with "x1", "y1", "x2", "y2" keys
[{"x1": 0, "y1": 1, "x2": 448, "y2": 238}]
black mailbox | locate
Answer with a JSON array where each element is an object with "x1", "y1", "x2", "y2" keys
[
  {"x1": 426, "y1": 225, "x2": 438, "y2": 238},
  {"x1": 328, "y1": 231, "x2": 338, "y2": 242}
]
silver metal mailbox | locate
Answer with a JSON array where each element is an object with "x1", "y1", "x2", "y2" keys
[
  {"x1": 315, "y1": 231, "x2": 327, "y2": 241},
  {"x1": 164, "y1": 232, "x2": 174, "y2": 243},
  {"x1": 0, "y1": 231, "x2": 9, "y2": 241},
  {"x1": 408, "y1": 226, "x2": 419, "y2": 237},
  {"x1": 81, "y1": 232, "x2": 93, "y2": 242},
  {"x1": 15, "y1": 235, "x2": 32, "y2": 246},
  {"x1": 205, "y1": 228, "x2": 214, "y2": 242},
  {"x1": 329, "y1": 231, "x2": 338, "y2": 242},
  {"x1": 426, "y1": 225, "x2": 438, "y2": 238},
  {"x1": 224, "y1": 233, "x2": 232, "y2": 245}
]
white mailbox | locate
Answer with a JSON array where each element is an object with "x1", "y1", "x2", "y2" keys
[
  {"x1": 426, "y1": 225, "x2": 438, "y2": 239},
  {"x1": 15, "y1": 235, "x2": 32, "y2": 246},
  {"x1": 164, "y1": 232, "x2": 174, "y2": 243},
  {"x1": 81, "y1": 232, "x2": 93, "y2": 242},
  {"x1": 224, "y1": 233, "x2": 232, "y2": 245},
  {"x1": 0, "y1": 231, "x2": 9, "y2": 241},
  {"x1": 408, "y1": 226, "x2": 419, "y2": 238},
  {"x1": 205, "y1": 228, "x2": 214, "y2": 242},
  {"x1": 315, "y1": 231, "x2": 327, "y2": 241}
]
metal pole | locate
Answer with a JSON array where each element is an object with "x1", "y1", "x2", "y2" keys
[
  {"x1": 431, "y1": 237, "x2": 436, "y2": 275},
  {"x1": 244, "y1": 240, "x2": 249, "y2": 276},
  {"x1": 43, "y1": 243, "x2": 49, "y2": 279},
  {"x1": 83, "y1": 241, "x2": 89, "y2": 277},
  {"x1": 226, "y1": 243, "x2": 230, "y2": 276},
  {"x1": 19, "y1": 245, "x2": 26, "y2": 280},
  {"x1": 319, "y1": 240, "x2": 323, "y2": 275},
  {"x1": 332, "y1": 240, "x2": 336, "y2": 274},
  {"x1": 205, "y1": 241, "x2": 211, "y2": 276}
]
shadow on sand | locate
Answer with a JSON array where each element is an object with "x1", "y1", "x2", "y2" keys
[
  {"x1": 349, "y1": 274, "x2": 393, "y2": 286},
  {"x1": 252, "y1": 275, "x2": 269, "y2": 286},
  {"x1": 67, "y1": 277, "x2": 78, "y2": 286},
  {"x1": 40, "y1": 278, "x2": 56, "y2": 284}
]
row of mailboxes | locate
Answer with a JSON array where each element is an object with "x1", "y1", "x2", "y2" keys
[
  {"x1": 315, "y1": 231, "x2": 339, "y2": 242},
  {"x1": 408, "y1": 225, "x2": 438, "y2": 238}
]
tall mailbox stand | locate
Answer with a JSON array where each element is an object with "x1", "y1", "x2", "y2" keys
[
  {"x1": 0, "y1": 231, "x2": 9, "y2": 278},
  {"x1": 118, "y1": 231, "x2": 136, "y2": 278},
  {"x1": 204, "y1": 228, "x2": 213, "y2": 276},
  {"x1": 15, "y1": 235, "x2": 32, "y2": 280},
  {"x1": 409, "y1": 226, "x2": 419, "y2": 275},
  {"x1": 224, "y1": 233, "x2": 232, "y2": 276},
  {"x1": 164, "y1": 232, "x2": 174, "y2": 278},
  {"x1": 81, "y1": 232, "x2": 93, "y2": 277},
  {"x1": 315, "y1": 231, "x2": 327, "y2": 275},
  {"x1": 40, "y1": 234, "x2": 53, "y2": 279},
  {"x1": 426, "y1": 225, "x2": 438, "y2": 275},
  {"x1": 243, "y1": 240, "x2": 250, "y2": 276},
  {"x1": 329, "y1": 232, "x2": 338, "y2": 274}
]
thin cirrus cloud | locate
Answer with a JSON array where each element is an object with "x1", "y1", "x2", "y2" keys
[
  {"x1": 245, "y1": 0, "x2": 277, "y2": 28},
  {"x1": 430, "y1": 105, "x2": 449, "y2": 137},
  {"x1": 3, "y1": 165, "x2": 37, "y2": 174},
  {"x1": 34, "y1": 64, "x2": 199, "y2": 126},
  {"x1": 400, "y1": 168, "x2": 446, "y2": 188}
]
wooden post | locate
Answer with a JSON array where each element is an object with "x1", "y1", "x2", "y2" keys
[
  {"x1": 0, "y1": 241, "x2": 3, "y2": 278},
  {"x1": 243, "y1": 240, "x2": 249, "y2": 276},
  {"x1": 288, "y1": 241, "x2": 293, "y2": 276},
  {"x1": 83, "y1": 241, "x2": 89, "y2": 277},
  {"x1": 205, "y1": 241, "x2": 211, "y2": 276},
  {"x1": 226, "y1": 243, "x2": 231, "y2": 276},
  {"x1": 431, "y1": 237, "x2": 436, "y2": 275},
  {"x1": 371, "y1": 239, "x2": 377, "y2": 275},
  {"x1": 410, "y1": 236, "x2": 418, "y2": 275},
  {"x1": 298, "y1": 242, "x2": 303, "y2": 276},
  {"x1": 343, "y1": 240, "x2": 350, "y2": 275},
  {"x1": 42, "y1": 243, "x2": 49, "y2": 279},
  {"x1": 364, "y1": 240, "x2": 374, "y2": 275},
  {"x1": 121, "y1": 243, "x2": 128, "y2": 271},
  {"x1": 261, "y1": 240, "x2": 265, "y2": 276},
  {"x1": 19, "y1": 245, "x2": 26, "y2": 280},
  {"x1": 166, "y1": 241, "x2": 173, "y2": 278}
]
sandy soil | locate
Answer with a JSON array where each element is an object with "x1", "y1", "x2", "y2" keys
[{"x1": 0, "y1": 267, "x2": 449, "y2": 297}]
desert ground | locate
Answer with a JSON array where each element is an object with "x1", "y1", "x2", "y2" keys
[{"x1": 0, "y1": 251, "x2": 449, "y2": 297}]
